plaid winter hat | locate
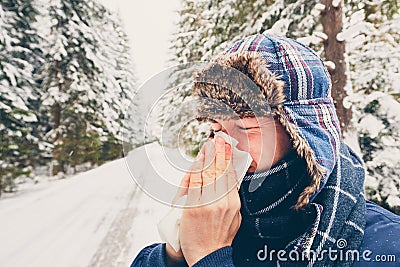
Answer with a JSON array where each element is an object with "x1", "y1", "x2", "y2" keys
[{"x1": 193, "y1": 34, "x2": 342, "y2": 209}]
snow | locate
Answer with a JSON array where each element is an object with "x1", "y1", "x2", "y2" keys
[
  {"x1": 387, "y1": 195, "x2": 400, "y2": 207},
  {"x1": 343, "y1": 129, "x2": 362, "y2": 157},
  {"x1": 0, "y1": 143, "x2": 172, "y2": 267},
  {"x1": 264, "y1": 18, "x2": 291, "y2": 36},
  {"x1": 324, "y1": 60, "x2": 336, "y2": 71},
  {"x1": 358, "y1": 114, "x2": 385, "y2": 139},
  {"x1": 314, "y1": 3, "x2": 325, "y2": 12},
  {"x1": 3, "y1": 62, "x2": 18, "y2": 87},
  {"x1": 22, "y1": 113, "x2": 38, "y2": 123},
  {"x1": 312, "y1": 31, "x2": 327, "y2": 41},
  {"x1": 0, "y1": 102, "x2": 11, "y2": 112},
  {"x1": 332, "y1": 0, "x2": 341, "y2": 8},
  {"x1": 337, "y1": 10, "x2": 367, "y2": 42},
  {"x1": 297, "y1": 35, "x2": 323, "y2": 46}
]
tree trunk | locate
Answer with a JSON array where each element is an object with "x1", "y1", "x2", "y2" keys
[
  {"x1": 52, "y1": 103, "x2": 61, "y2": 130},
  {"x1": 52, "y1": 102, "x2": 63, "y2": 175},
  {"x1": 321, "y1": 0, "x2": 351, "y2": 136}
]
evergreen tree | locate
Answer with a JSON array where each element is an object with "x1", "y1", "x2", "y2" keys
[
  {"x1": 343, "y1": 0, "x2": 400, "y2": 212},
  {"x1": 39, "y1": 0, "x2": 101, "y2": 175},
  {"x1": 95, "y1": 11, "x2": 141, "y2": 156},
  {"x1": 38, "y1": 0, "x2": 139, "y2": 175},
  {"x1": 0, "y1": 0, "x2": 139, "y2": 193},
  {"x1": 0, "y1": 0, "x2": 43, "y2": 193}
]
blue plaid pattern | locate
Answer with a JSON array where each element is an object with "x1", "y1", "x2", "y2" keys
[{"x1": 226, "y1": 34, "x2": 341, "y2": 195}]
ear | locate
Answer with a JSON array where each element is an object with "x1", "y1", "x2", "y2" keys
[{"x1": 275, "y1": 119, "x2": 292, "y2": 157}]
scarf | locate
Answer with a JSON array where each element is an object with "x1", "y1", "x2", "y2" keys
[{"x1": 232, "y1": 142, "x2": 366, "y2": 267}]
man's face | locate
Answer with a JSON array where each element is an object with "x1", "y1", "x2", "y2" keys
[{"x1": 210, "y1": 117, "x2": 291, "y2": 172}]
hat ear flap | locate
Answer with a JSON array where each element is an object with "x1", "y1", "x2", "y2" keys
[{"x1": 275, "y1": 107, "x2": 327, "y2": 210}]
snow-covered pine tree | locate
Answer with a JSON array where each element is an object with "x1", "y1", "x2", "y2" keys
[
  {"x1": 39, "y1": 0, "x2": 102, "y2": 175},
  {"x1": 156, "y1": 0, "x2": 209, "y2": 153},
  {"x1": 94, "y1": 10, "x2": 141, "y2": 157},
  {"x1": 0, "y1": 0, "x2": 44, "y2": 193},
  {"x1": 174, "y1": 0, "x2": 329, "y2": 62},
  {"x1": 39, "y1": 0, "x2": 138, "y2": 175},
  {"x1": 342, "y1": 0, "x2": 400, "y2": 212},
  {"x1": 171, "y1": 0, "x2": 210, "y2": 64}
]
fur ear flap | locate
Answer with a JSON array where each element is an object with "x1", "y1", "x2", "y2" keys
[{"x1": 275, "y1": 107, "x2": 327, "y2": 210}]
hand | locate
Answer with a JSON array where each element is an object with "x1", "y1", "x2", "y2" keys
[
  {"x1": 179, "y1": 136, "x2": 242, "y2": 266},
  {"x1": 165, "y1": 171, "x2": 191, "y2": 266}
]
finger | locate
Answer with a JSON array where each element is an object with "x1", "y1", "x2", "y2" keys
[
  {"x1": 216, "y1": 144, "x2": 231, "y2": 199},
  {"x1": 215, "y1": 136, "x2": 227, "y2": 182},
  {"x1": 172, "y1": 172, "x2": 190, "y2": 204},
  {"x1": 198, "y1": 141, "x2": 207, "y2": 157},
  {"x1": 173, "y1": 151, "x2": 203, "y2": 204},
  {"x1": 201, "y1": 141, "x2": 216, "y2": 204},
  {"x1": 227, "y1": 159, "x2": 239, "y2": 193},
  {"x1": 202, "y1": 141, "x2": 215, "y2": 187},
  {"x1": 225, "y1": 143, "x2": 232, "y2": 167},
  {"x1": 187, "y1": 154, "x2": 203, "y2": 205},
  {"x1": 236, "y1": 211, "x2": 242, "y2": 229}
]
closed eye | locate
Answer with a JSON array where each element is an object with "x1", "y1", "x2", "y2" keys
[{"x1": 238, "y1": 126, "x2": 259, "y2": 130}]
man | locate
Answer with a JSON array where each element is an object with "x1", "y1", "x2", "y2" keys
[{"x1": 131, "y1": 34, "x2": 400, "y2": 266}]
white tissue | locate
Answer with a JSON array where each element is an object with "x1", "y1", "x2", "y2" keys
[{"x1": 157, "y1": 132, "x2": 253, "y2": 252}]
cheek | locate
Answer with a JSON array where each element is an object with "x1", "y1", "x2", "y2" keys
[
  {"x1": 232, "y1": 132, "x2": 276, "y2": 169},
  {"x1": 236, "y1": 134, "x2": 263, "y2": 161},
  {"x1": 249, "y1": 134, "x2": 277, "y2": 171},
  {"x1": 234, "y1": 132, "x2": 254, "y2": 152}
]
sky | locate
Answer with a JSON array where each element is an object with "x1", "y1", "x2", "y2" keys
[{"x1": 100, "y1": 0, "x2": 181, "y2": 84}]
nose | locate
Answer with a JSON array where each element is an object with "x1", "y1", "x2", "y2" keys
[{"x1": 210, "y1": 121, "x2": 249, "y2": 149}]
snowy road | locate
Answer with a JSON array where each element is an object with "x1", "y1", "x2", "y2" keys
[{"x1": 0, "y1": 156, "x2": 170, "y2": 267}]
